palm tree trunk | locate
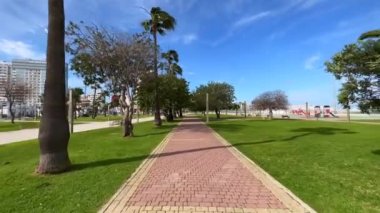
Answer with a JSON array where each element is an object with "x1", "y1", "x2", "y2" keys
[
  {"x1": 37, "y1": 0, "x2": 70, "y2": 174},
  {"x1": 153, "y1": 31, "x2": 162, "y2": 126}
]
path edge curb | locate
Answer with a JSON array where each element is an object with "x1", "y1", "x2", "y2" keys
[{"x1": 98, "y1": 123, "x2": 179, "y2": 213}]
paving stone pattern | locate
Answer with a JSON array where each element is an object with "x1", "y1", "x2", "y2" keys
[{"x1": 101, "y1": 118, "x2": 315, "y2": 213}]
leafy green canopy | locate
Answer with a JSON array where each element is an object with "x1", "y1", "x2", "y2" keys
[
  {"x1": 191, "y1": 82, "x2": 235, "y2": 112},
  {"x1": 325, "y1": 40, "x2": 380, "y2": 113}
]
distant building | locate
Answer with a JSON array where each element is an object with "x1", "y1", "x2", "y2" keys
[
  {"x1": 9, "y1": 59, "x2": 68, "y2": 106},
  {"x1": 0, "y1": 59, "x2": 68, "y2": 117},
  {"x1": 0, "y1": 61, "x2": 11, "y2": 97},
  {"x1": 11, "y1": 59, "x2": 47, "y2": 106}
]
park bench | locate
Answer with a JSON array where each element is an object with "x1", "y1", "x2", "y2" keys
[{"x1": 281, "y1": 115, "x2": 290, "y2": 119}]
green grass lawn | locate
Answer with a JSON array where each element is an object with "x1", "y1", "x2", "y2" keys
[
  {"x1": 197, "y1": 113, "x2": 255, "y2": 122},
  {"x1": 0, "y1": 121, "x2": 40, "y2": 132},
  {"x1": 0, "y1": 121, "x2": 177, "y2": 212},
  {"x1": 209, "y1": 119, "x2": 380, "y2": 212},
  {"x1": 352, "y1": 119, "x2": 380, "y2": 123},
  {"x1": 74, "y1": 114, "x2": 152, "y2": 122}
]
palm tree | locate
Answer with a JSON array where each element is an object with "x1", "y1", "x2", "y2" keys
[
  {"x1": 162, "y1": 50, "x2": 182, "y2": 76},
  {"x1": 37, "y1": 0, "x2": 70, "y2": 174},
  {"x1": 359, "y1": 29, "x2": 380, "y2": 40},
  {"x1": 141, "y1": 7, "x2": 176, "y2": 126}
]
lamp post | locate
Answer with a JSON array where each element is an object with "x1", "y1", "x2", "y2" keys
[
  {"x1": 68, "y1": 89, "x2": 74, "y2": 133},
  {"x1": 206, "y1": 93, "x2": 209, "y2": 123}
]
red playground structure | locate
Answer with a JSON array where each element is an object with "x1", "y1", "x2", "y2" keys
[
  {"x1": 291, "y1": 109, "x2": 308, "y2": 116},
  {"x1": 291, "y1": 104, "x2": 337, "y2": 118},
  {"x1": 323, "y1": 105, "x2": 337, "y2": 117}
]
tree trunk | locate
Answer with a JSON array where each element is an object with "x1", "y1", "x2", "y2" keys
[
  {"x1": 153, "y1": 30, "x2": 162, "y2": 126},
  {"x1": 269, "y1": 108, "x2": 273, "y2": 119},
  {"x1": 215, "y1": 109, "x2": 220, "y2": 119},
  {"x1": 347, "y1": 108, "x2": 351, "y2": 122},
  {"x1": 179, "y1": 108, "x2": 183, "y2": 118},
  {"x1": 173, "y1": 104, "x2": 177, "y2": 118},
  {"x1": 91, "y1": 87, "x2": 97, "y2": 119},
  {"x1": 123, "y1": 106, "x2": 133, "y2": 137},
  {"x1": 167, "y1": 104, "x2": 174, "y2": 122},
  {"x1": 37, "y1": 0, "x2": 70, "y2": 174},
  {"x1": 9, "y1": 101, "x2": 15, "y2": 123}
]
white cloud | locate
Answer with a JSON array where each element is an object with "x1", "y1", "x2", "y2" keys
[
  {"x1": 183, "y1": 34, "x2": 198, "y2": 44},
  {"x1": 298, "y1": 0, "x2": 325, "y2": 10},
  {"x1": 211, "y1": 11, "x2": 272, "y2": 46},
  {"x1": 233, "y1": 11, "x2": 272, "y2": 28},
  {"x1": 212, "y1": 0, "x2": 325, "y2": 47},
  {"x1": 0, "y1": 39, "x2": 45, "y2": 59},
  {"x1": 164, "y1": 33, "x2": 198, "y2": 45},
  {"x1": 186, "y1": 71, "x2": 195, "y2": 76},
  {"x1": 304, "y1": 54, "x2": 321, "y2": 70}
]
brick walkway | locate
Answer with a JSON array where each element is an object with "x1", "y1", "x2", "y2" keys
[{"x1": 100, "y1": 118, "x2": 315, "y2": 213}]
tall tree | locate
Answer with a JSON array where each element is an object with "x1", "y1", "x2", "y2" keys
[
  {"x1": 160, "y1": 49, "x2": 184, "y2": 121},
  {"x1": 66, "y1": 22, "x2": 108, "y2": 119},
  {"x1": 107, "y1": 33, "x2": 154, "y2": 136},
  {"x1": 157, "y1": 75, "x2": 189, "y2": 121},
  {"x1": 142, "y1": 7, "x2": 176, "y2": 126},
  {"x1": 191, "y1": 82, "x2": 235, "y2": 119},
  {"x1": 0, "y1": 78, "x2": 28, "y2": 123},
  {"x1": 37, "y1": 0, "x2": 70, "y2": 173},
  {"x1": 251, "y1": 90, "x2": 289, "y2": 119},
  {"x1": 325, "y1": 42, "x2": 380, "y2": 114}
]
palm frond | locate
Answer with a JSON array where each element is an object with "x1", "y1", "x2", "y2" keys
[{"x1": 359, "y1": 30, "x2": 380, "y2": 40}]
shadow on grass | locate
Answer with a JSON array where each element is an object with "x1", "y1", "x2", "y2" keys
[
  {"x1": 70, "y1": 123, "x2": 358, "y2": 172},
  {"x1": 290, "y1": 127, "x2": 356, "y2": 135},
  {"x1": 371, "y1": 149, "x2": 380, "y2": 155},
  {"x1": 283, "y1": 127, "x2": 356, "y2": 141}
]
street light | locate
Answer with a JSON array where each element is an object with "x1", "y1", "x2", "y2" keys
[{"x1": 206, "y1": 93, "x2": 209, "y2": 123}]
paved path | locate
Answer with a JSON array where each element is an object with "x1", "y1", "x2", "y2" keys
[
  {"x1": 0, "y1": 117, "x2": 154, "y2": 145},
  {"x1": 101, "y1": 118, "x2": 315, "y2": 213}
]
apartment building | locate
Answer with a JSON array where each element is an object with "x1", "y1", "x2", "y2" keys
[
  {"x1": 11, "y1": 59, "x2": 47, "y2": 106},
  {"x1": 0, "y1": 61, "x2": 11, "y2": 97}
]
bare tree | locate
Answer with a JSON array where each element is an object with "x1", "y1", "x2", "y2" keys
[
  {"x1": 106, "y1": 33, "x2": 154, "y2": 136},
  {"x1": 66, "y1": 22, "x2": 155, "y2": 137},
  {"x1": 0, "y1": 79, "x2": 28, "y2": 123},
  {"x1": 252, "y1": 90, "x2": 289, "y2": 119}
]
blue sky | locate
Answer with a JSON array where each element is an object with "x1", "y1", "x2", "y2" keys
[{"x1": 0, "y1": 0, "x2": 379, "y2": 107}]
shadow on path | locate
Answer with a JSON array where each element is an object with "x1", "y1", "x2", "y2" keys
[
  {"x1": 70, "y1": 124, "x2": 357, "y2": 172},
  {"x1": 70, "y1": 139, "x2": 276, "y2": 172}
]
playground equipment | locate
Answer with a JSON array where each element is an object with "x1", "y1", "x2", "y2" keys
[
  {"x1": 291, "y1": 109, "x2": 310, "y2": 116},
  {"x1": 289, "y1": 104, "x2": 338, "y2": 118},
  {"x1": 323, "y1": 105, "x2": 337, "y2": 117},
  {"x1": 314, "y1": 106, "x2": 321, "y2": 118}
]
